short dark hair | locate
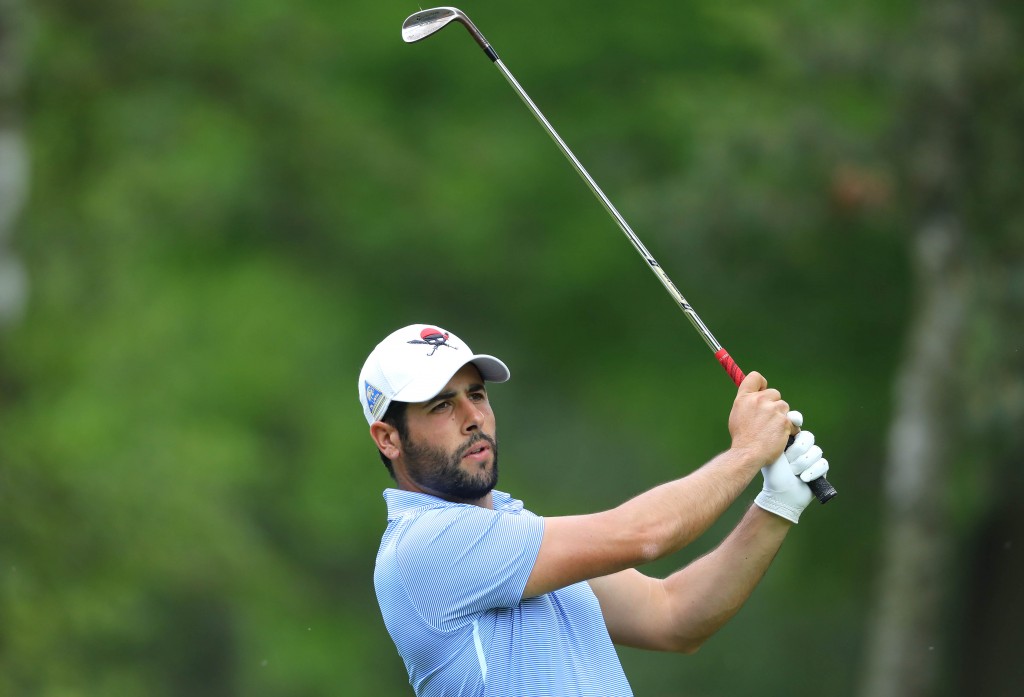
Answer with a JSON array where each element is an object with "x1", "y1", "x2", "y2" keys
[{"x1": 377, "y1": 401, "x2": 409, "y2": 480}]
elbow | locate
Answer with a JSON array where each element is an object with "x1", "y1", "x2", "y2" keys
[
  {"x1": 636, "y1": 536, "x2": 664, "y2": 566},
  {"x1": 663, "y1": 607, "x2": 715, "y2": 654},
  {"x1": 609, "y1": 497, "x2": 699, "y2": 566},
  {"x1": 671, "y1": 633, "x2": 709, "y2": 655},
  {"x1": 633, "y1": 517, "x2": 679, "y2": 565}
]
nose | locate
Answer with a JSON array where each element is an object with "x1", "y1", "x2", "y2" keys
[{"x1": 460, "y1": 401, "x2": 484, "y2": 434}]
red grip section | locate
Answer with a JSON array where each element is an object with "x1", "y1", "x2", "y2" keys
[{"x1": 715, "y1": 348, "x2": 745, "y2": 386}]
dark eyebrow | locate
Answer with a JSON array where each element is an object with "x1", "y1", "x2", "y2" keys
[
  {"x1": 425, "y1": 383, "x2": 487, "y2": 407},
  {"x1": 428, "y1": 390, "x2": 457, "y2": 405}
]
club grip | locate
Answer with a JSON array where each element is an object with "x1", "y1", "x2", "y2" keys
[
  {"x1": 808, "y1": 474, "x2": 838, "y2": 503},
  {"x1": 721, "y1": 348, "x2": 837, "y2": 505},
  {"x1": 784, "y1": 433, "x2": 837, "y2": 504},
  {"x1": 715, "y1": 349, "x2": 745, "y2": 386}
]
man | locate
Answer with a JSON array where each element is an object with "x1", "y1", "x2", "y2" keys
[{"x1": 360, "y1": 323, "x2": 829, "y2": 696}]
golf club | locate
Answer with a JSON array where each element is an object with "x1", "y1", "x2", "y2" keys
[{"x1": 401, "y1": 7, "x2": 836, "y2": 504}]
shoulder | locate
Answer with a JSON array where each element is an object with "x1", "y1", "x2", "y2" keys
[
  {"x1": 391, "y1": 500, "x2": 543, "y2": 579},
  {"x1": 400, "y1": 501, "x2": 533, "y2": 553}
]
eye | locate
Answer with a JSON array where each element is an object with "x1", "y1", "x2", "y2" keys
[{"x1": 430, "y1": 401, "x2": 452, "y2": 413}]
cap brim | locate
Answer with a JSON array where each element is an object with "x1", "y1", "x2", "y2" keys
[{"x1": 392, "y1": 353, "x2": 510, "y2": 404}]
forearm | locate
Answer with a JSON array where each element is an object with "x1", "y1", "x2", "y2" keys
[
  {"x1": 661, "y1": 504, "x2": 791, "y2": 651},
  {"x1": 613, "y1": 447, "x2": 763, "y2": 563}
]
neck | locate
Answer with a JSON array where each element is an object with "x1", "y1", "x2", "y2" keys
[{"x1": 395, "y1": 474, "x2": 495, "y2": 510}]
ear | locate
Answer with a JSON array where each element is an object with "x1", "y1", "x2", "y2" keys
[{"x1": 370, "y1": 421, "x2": 402, "y2": 461}]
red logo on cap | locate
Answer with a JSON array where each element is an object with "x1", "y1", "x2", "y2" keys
[{"x1": 407, "y1": 328, "x2": 455, "y2": 356}]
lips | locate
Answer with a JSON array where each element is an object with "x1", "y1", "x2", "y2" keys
[{"x1": 463, "y1": 443, "x2": 491, "y2": 460}]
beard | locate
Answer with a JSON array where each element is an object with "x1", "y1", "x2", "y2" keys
[{"x1": 402, "y1": 430, "x2": 499, "y2": 501}]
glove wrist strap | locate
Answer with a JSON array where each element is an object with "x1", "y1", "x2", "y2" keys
[{"x1": 754, "y1": 491, "x2": 802, "y2": 524}]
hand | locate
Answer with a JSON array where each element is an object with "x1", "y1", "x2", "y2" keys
[
  {"x1": 728, "y1": 372, "x2": 796, "y2": 468},
  {"x1": 754, "y1": 411, "x2": 830, "y2": 524}
]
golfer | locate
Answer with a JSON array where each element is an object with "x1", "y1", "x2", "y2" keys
[{"x1": 360, "y1": 323, "x2": 829, "y2": 696}]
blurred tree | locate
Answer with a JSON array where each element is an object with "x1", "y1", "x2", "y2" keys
[
  {"x1": 858, "y1": 1, "x2": 1024, "y2": 696},
  {"x1": 0, "y1": 0, "x2": 29, "y2": 326}
]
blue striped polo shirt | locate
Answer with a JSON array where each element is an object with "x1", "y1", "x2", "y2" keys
[{"x1": 375, "y1": 489, "x2": 633, "y2": 697}]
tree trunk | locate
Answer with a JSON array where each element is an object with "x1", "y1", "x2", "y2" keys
[
  {"x1": 0, "y1": 0, "x2": 29, "y2": 327},
  {"x1": 856, "y1": 1, "x2": 980, "y2": 695},
  {"x1": 857, "y1": 214, "x2": 968, "y2": 697}
]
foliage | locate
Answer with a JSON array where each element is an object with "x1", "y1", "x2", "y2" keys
[{"x1": 1, "y1": 0, "x2": 1018, "y2": 695}]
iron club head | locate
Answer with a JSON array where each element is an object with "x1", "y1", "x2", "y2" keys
[
  {"x1": 402, "y1": 7, "x2": 494, "y2": 57},
  {"x1": 401, "y1": 7, "x2": 461, "y2": 43}
]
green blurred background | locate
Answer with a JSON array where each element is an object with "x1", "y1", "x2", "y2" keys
[{"x1": 1, "y1": 0, "x2": 1021, "y2": 695}]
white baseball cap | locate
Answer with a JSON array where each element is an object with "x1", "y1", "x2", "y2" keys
[{"x1": 358, "y1": 324, "x2": 511, "y2": 425}]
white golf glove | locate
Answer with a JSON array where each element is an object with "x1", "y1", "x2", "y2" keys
[{"x1": 754, "y1": 411, "x2": 829, "y2": 524}]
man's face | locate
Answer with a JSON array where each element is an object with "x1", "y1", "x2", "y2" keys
[{"x1": 399, "y1": 363, "x2": 499, "y2": 502}]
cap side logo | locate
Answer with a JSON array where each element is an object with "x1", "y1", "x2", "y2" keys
[
  {"x1": 407, "y1": 327, "x2": 456, "y2": 356},
  {"x1": 364, "y1": 381, "x2": 386, "y2": 419}
]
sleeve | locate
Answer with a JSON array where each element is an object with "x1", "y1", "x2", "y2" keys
[{"x1": 395, "y1": 506, "x2": 545, "y2": 630}]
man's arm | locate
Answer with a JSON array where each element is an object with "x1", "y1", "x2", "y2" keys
[
  {"x1": 587, "y1": 504, "x2": 791, "y2": 654},
  {"x1": 523, "y1": 371, "x2": 793, "y2": 599}
]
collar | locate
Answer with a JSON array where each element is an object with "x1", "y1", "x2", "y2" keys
[{"x1": 383, "y1": 488, "x2": 523, "y2": 520}]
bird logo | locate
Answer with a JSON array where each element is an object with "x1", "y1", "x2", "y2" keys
[{"x1": 407, "y1": 327, "x2": 456, "y2": 356}]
